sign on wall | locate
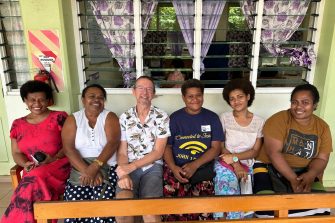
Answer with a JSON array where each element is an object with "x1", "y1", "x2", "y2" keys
[{"x1": 28, "y1": 29, "x2": 64, "y2": 91}]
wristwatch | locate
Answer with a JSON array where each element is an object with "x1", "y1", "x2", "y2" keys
[
  {"x1": 232, "y1": 156, "x2": 239, "y2": 163},
  {"x1": 93, "y1": 159, "x2": 103, "y2": 167}
]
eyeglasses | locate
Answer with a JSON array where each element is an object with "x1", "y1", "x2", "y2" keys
[{"x1": 135, "y1": 86, "x2": 154, "y2": 93}]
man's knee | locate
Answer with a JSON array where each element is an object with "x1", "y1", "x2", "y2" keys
[{"x1": 116, "y1": 189, "x2": 134, "y2": 199}]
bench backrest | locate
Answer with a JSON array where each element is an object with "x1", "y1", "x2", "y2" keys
[{"x1": 34, "y1": 193, "x2": 335, "y2": 223}]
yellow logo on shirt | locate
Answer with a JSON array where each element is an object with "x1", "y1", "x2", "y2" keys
[{"x1": 179, "y1": 141, "x2": 208, "y2": 155}]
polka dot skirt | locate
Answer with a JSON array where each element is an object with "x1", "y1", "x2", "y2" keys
[{"x1": 64, "y1": 166, "x2": 117, "y2": 223}]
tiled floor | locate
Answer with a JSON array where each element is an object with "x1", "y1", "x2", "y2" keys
[
  {"x1": 0, "y1": 178, "x2": 64, "y2": 222},
  {"x1": 0, "y1": 178, "x2": 12, "y2": 219}
]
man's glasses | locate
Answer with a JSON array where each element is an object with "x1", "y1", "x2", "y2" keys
[{"x1": 135, "y1": 86, "x2": 154, "y2": 93}]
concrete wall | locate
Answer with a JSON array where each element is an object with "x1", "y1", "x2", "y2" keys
[{"x1": 316, "y1": 0, "x2": 335, "y2": 186}]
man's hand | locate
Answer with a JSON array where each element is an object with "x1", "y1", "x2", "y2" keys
[
  {"x1": 116, "y1": 163, "x2": 136, "y2": 178},
  {"x1": 117, "y1": 175, "x2": 133, "y2": 190}
]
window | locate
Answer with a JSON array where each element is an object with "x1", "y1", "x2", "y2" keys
[
  {"x1": 76, "y1": 0, "x2": 135, "y2": 88},
  {"x1": 143, "y1": 2, "x2": 192, "y2": 88},
  {"x1": 201, "y1": 2, "x2": 252, "y2": 87},
  {"x1": 75, "y1": 0, "x2": 322, "y2": 90},
  {"x1": 0, "y1": 0, "x2": 29, "y2": 92},
  {"x1": 254, "y1": 0, "x2": 319, "y2": 88}
]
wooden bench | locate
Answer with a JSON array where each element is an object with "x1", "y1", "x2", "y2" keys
[{"x1": 34, "y1": 193, "x2": 335, "y2": 223}]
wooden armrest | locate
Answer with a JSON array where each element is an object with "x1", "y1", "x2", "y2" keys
[{"x1": 10, "y1": 164, "x2": 23, "y2": 189}]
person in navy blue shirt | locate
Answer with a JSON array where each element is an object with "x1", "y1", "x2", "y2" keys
[{"x1": 163, "y1": 79, "x2": 224, "y2": 221}]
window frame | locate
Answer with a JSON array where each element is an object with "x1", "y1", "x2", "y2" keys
[
  {"x1": 72, "y1": 0, "x2": 325, "y2": 95},
  {"x1": 0, "y1": 0, "x2": 27, "y2": 95}
]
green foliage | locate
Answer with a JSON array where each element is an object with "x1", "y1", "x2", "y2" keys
[
  {"x1": 149, "y1": 6, "x2": 178, "y2": 30},
  {"x1": 228, "y1": 7, "x2": 246, "y2": 30}
]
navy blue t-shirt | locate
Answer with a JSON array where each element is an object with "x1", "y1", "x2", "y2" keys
[{"x1": 168, "y1": 108, "x2": 225, "y2": 166}]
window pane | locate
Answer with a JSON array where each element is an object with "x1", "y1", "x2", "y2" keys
[
  {"x1": 201, "y1": 1, "x2": 252, "y2": 88},
  {"x1": 78, "y1": 0, "x2": 135, "y2": 88},
  {"x1": 256, "y1": 0, "x2": 317, "y2": 87},
  {"x1": 0, "y1": 0, "x2": 29, "y2": 89},
  {"x1": 76, "y1": 0, "x2": 321, "y2": 90},
  {"x1": 143, "y1": 0, "x2": 193, "y2": 88}
]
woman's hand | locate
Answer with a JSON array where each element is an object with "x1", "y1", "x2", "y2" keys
[
  {"x1": 297, "y1": 171, "x2": 316, "y2": 192},
  {"x1": 39, "y1": 153, "x2": 56, "y2": 165},
  {"x1": 93, "y1": 171, "x2": 104, "y2": 187},
  {"x1": 23, "y1": 161, "x2": 35, "y2": 172},
  {"x1": 79, "y1": 163, "x2": 100, "y2": 186},
  {"x1": 181, "y1": 162, "x2": 199, "y2": 179},
  {"x1": 220, "y1": 154, "x2": 234, "y2": 165},
  {"x1": 232, "y1": 163, "x2": 247, "y2": 180},
  {"x1": 171, "y1": 165, "x2": 189, "y2": 183},
  {"x1": 289, "y1": 177, "x2": 302, "y2": 193}
]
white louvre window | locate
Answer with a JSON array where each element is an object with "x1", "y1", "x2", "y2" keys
[
  {"x1": 75, "y1": 0, "x2": 322, "y2": 90},
  {"x1": 76, "y1": 0, "x2": 137, "y2": 88},
  {"x1": 0, "y1": 0, "x2": 29, "y2": 92},
  {"x1": 142, "y1": 1, "x2": 193, "y2": 88}
]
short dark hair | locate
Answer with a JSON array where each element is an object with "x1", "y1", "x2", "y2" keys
[
  {"x1": 222, "y1": 79, "x2": 255, "y2": 107},
  {"x1": 133, "y1": 76, "x2": 156, "y2": 94},
  {"x1": 291, "y1": 83, "x2": 320, "y2": 104},
  {"x1": 181, "y1": 79, "x2": 204, "y2": 96},
  {"x1": 20, "y1": 80, "x2": 53, "y2": 102},
  {"x1": 81, "y1": 84, "x2": 107, "y2": 100}
]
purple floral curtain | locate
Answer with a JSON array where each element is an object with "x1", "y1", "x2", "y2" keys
[
  {"x1": 201, "y1": 1, "x2": 225, "y2": 71},
  {"x1": 173, "y1": 0, "x2": 225, "y2": 72},
  {"x1": 241, "y1": 0, "x2": 314, "y2": 67},
  {"x1": 172, "y1": 1, "x2": 194, "y2": 57},
  {"x1": 90, "y1": 0, "x2": 157, "y2": 87}
]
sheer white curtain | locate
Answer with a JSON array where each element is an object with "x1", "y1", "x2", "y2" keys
[{"x1": 173, "y1": 0, "x2": 225, "y2": 72}]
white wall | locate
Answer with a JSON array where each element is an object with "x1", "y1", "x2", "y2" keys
[
  {"x1": 1, "y1": 92, "x2": 290, "y2": 175},
  {"x1": 102, "y1": 92, "x2": 291, "y2": 118},
  {"x1": 5, "y1": 92, "x2": 291, "y2": 129},
  {"x1": 4, "y1": 96, "x2": 29, "y2": 126}
]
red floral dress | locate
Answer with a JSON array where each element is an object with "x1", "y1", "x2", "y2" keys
[{"x1": 1, "y1": 111, "x2": 71, "y2": 223}]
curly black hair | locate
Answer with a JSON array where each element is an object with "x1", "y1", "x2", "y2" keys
[
  {"x1": 181, "y1": 79, "x2": 204, "y2": 96},
  {"x1": 20, "y1": 80, "x2": 53, "y2": 102},
  {"x1": 291, "y1": 83, "x2": 320, "y2": 104},
  {"x1": 81, "y1": 84, "x2": 107, "y2": 100},
  {"x1": 222, "y1": 79, "x2": 255, "y2": 107}
]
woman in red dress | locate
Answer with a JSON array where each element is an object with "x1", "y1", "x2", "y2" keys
[{"x1": 1, "y1": 80, "x2": 71, "y2": 223}]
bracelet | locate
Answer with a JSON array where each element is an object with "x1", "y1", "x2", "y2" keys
[{"x1": 93, "y1": 159, "x2": 103, "y2": 167}]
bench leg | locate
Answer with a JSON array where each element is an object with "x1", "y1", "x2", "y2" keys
[
  {"x1": 115, "y1": 190, "x2": 134, "y2": 223},
  {"x1": 274, "y1": 209, "x2": 288, "y2": 218}
]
